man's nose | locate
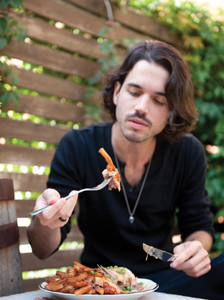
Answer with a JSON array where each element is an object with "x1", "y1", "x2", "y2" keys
[{"x1": 134, "y1": 95, "x2": 149, "y2": 114}]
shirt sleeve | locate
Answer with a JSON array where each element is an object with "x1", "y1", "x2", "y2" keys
[{"x1": 176, "y1": 136, "x2": 215, "y2": 243}]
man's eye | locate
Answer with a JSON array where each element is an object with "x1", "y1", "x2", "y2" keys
[
  {"x1": 154, "y1": 99, "x2": 164, "y2": 105},
  {"x1": 129, "y1": 91, "x2": 139, "y2": 96}
]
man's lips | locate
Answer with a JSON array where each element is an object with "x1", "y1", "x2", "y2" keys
[{"x1": 128, "y1": 118, "x2": 148, "y2": 130}]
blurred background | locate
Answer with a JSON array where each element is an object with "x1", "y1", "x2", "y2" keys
[{"x1": 0, "y1": 0, "x2": 223, "y2": 291}]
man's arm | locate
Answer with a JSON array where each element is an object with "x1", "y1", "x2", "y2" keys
[
  {"x1": 27, "y1": 188, "x2": 78, "y2": 259},
  {"x1": 185, "y1": 230, "x2": 213, "y2": 252},
  {"x1": 170, "y1": 230, "x2": 213, "y2": 277},
  {"x1": 27, "y1": 216, "x2": 61, "y2": 259}
]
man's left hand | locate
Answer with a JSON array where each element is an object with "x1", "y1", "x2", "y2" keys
[{"x1": 170, "y1": 241, "x2": 211, "y2": 277}]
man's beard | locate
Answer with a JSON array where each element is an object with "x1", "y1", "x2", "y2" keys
[{"x1": 120, "y1": 111, "x2": 153, "y2": 143}]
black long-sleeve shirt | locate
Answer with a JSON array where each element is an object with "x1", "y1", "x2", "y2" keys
[{"x1": 47, "y1": 122, "x2": 214, "y2": 277}]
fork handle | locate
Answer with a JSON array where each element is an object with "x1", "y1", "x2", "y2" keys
[
  {"x1": 29, "y1": 205, "x2": 51, "y2": 216},
  {"x1": 29, "y1": 190, "x2": 81, "y2": 216},
  {"x1": 63, "y1": 190, "x2": 82, "y2": 200},
  {"x1": 29, "y1": 178, "x2": 111, "y2": 216}
]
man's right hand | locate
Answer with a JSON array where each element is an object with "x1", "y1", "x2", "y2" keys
[
  {"x1": 27, "y1": 188, "x2": 78, "y2": 259},
  {"x1": 34, "y1": 188, "x2": 78, "y2": 229}
]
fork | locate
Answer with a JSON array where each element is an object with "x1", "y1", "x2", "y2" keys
[{"x1": 29, "y1": 177, "x2": 113, "y2": 216}]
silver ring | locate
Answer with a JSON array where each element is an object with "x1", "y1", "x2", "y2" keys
[{"x1": 59, "y1": 217, "x2": 67, "y2": 222}]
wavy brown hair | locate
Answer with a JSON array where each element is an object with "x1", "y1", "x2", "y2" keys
[{"x1": 102, "y1": 40, "x2": 198, "y2": 143}]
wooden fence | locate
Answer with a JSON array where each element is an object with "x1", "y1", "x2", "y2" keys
[{"x1": 0, "y1": 0, "x2": 182, "y2": 292}]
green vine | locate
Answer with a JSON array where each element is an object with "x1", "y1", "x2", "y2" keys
[{"x1": 0, "y1": 0, "x2": 26, "y2": 106}]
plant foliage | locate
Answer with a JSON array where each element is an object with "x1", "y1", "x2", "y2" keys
[{"x1": 0, "y1": 0, "x2": 26, "y2": 106}]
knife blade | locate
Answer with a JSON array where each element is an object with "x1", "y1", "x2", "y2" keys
[{"x1": 143, "y1": 243, "x2": 176, "y2": 262}]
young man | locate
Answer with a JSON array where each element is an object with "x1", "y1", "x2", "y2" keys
[{"x1": 27, "y1": 40, "x2": 224, "y2": 298}]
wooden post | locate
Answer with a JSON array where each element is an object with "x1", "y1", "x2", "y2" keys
[{"x1": 0, "y1": 179, "x2": 24, "y2": 296}]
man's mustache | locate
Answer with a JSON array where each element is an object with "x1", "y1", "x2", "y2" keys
[{"x1": 125, "y1": 111, "x2": 152, "y2": 127}]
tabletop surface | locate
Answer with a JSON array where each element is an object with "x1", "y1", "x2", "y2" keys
[{"x1": 0, "y1": 290, "x2": 206, "y2": 300}]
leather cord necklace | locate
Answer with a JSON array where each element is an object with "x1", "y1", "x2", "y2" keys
[{"x1": 113, "y1": 150, "x2": 151, "y2": 224}]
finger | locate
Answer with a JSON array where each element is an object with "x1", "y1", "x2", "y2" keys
[
  {"x1": 40, "y1": 190, "x2": 77, "y2": 225},
  {"x1": 171, "y1": 249, "x2": 210, "y2": 274},
  {"x1": 59, "y1": 190, "x2": 78, "y2": 217},
  {"x1": 171, "y1": 251, "x2": 191, "y2": 268},
  {"x1": 183, "y1": 249, "x2": 210, "y2": 270},
  {"x1": 171, "y1": 241, "x2": 202, "y2": 267},
  {"x1": 41, "y1": 198, "x2": 67, "y2": 220},
  {"x1": 42, "y1": 188, "x2": 61, "y2": 205},
  {"x1": 184, "y1": 257, "x2": 211, "y2": 277}
]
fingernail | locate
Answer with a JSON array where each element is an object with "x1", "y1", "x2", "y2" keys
[{"x1": 171, "y1": 261, "x2": 178, "y2": 268}]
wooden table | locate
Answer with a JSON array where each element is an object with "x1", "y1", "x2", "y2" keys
[{"x1": 0, "y1": 290, "x2": 206, "y2": 300}]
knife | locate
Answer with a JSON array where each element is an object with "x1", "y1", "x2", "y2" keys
[{"x1": 143, "y1": 243, "x2": 176, "y2": 262}]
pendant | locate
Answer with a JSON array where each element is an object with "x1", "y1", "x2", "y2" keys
[{"x1": 129, "y1": 215, "x2": 134, "y2": 223}]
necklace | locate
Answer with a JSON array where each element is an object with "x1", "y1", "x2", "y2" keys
[{"x1": 113, "y1": 150, "x2": 151, "y2": 224}]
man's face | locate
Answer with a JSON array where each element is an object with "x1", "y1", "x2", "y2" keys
[{"x1": 113, "y1": 60, "x2": 170, "y2": 143}]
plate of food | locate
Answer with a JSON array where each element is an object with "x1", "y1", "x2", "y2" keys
[{"x1": 39, "y1": 261, "x2": 159, "y2": 300}]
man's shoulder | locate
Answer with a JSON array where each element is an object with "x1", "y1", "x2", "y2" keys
[
  {"x1": 171, "y1": 133, "x2": 205, "y2": 161},
  {"x1": 62, "y1": 122, "x2": 112, "y2": 141},
  {"x1": 176, "y1": 133, "x2": 204, "y2": 150},
  {"x1": 78, "y1": 122, "x2": 113, "y2": 134}
]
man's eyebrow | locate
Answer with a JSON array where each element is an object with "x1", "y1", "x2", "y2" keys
[
  {"x1": 155, "y1": 91, "x2": 166, "y2": 97},
  {"x1": 127, "y1": 83, "x2": 166, "y2": 97},
  {"x1": 127, "y1": 83, "x2": 142, "y2": 89}
]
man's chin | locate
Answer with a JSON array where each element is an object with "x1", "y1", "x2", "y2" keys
[{"x1": 123, "y1": 132, "x2": 147, "y2": 143}]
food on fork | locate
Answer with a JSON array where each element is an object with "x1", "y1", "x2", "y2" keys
[
  {"x1": 99, "y1": 147, "x2": 121, "y2": 191},
  {"x1": 43, "y1": 261, "x2": 144, "y2": 295}
]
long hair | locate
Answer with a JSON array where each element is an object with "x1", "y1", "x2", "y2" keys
[{"x1": 102, "y1": 40, "x2": 198, "y2": 143}]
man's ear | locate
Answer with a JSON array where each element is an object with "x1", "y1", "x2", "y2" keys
[{"x1": 113, "y1": 81, "x2": 121, "y2": 105}]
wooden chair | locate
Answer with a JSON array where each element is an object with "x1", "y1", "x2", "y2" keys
[{"x1": 0, "y1": 179, "x2": 23, "y2": 296}]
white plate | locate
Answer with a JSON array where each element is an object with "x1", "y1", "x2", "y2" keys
[{"x1": 39, "y1": 278, "x2": 159, "y2": 300}]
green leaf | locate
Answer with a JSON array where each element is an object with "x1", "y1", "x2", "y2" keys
[
  {"x1": 0, "y1": 90, "x2": 19, "y2": 105},
  {"x1": 0, "y1": 18, "x2": 7, "y2": 36},
  {"x1": 84, "y1": 90, "x2": 95, "y2": 99},
  {"x1": 4, "y1": 69, "x2": 12, "y2": 78},
  {"x1": 0, "y1": 0, "x2": 10, "y2": 9},
  {"x1": 0, "y1": 62, "x2": 5, "y2": 70},
  {"x1": 16, "y1": 27, "x2": 26, "y2": 42},
  {"x1": 214, "y1": 116, "x2": 224, "y2": 134},
  {"x1": 10, "y1": 0, "x2": 23, "y2": 8},
  {"x1": 0, "y1": 37, "x2": 7, "y2": 50},
  {"x1": 10, "y1": 90, "x2": 19, "y2": 106},
  {"x1": 216, "y1": 209, "x2": 224, "y2": 218},
  {"x1": 11, "y1": 71, "x2": 18, "y2": 86},
  {"x1": 1, "y1": 91, "x2": 11, "y2": 104},
  {"x1": 97, "y1": 27, "x2": 112, "y2": 37}
]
